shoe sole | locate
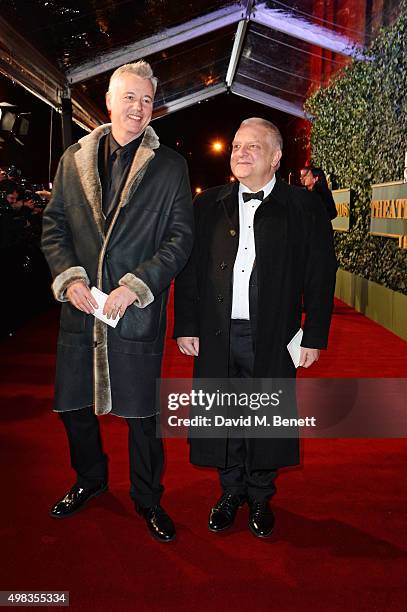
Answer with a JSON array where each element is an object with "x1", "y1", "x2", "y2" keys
[
  {"x1": 49, "y1": 485, "x2": 108, "y2": 519},
  {"x1": 248, "y1": 523, "x2": 274, "y2": 538},
  {"x1": 148, "y1": 531, "x2": 176, "y2": 543},
  {"x1": 208, "y1": 521, "x2": 235, "y2": 533}
]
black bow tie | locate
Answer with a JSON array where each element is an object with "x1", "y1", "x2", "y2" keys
[{"x1": 242, "y1": 190, "x2": 264, "y2": 203}]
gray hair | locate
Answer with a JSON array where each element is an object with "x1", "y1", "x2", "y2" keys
[
  {"x1": 108, "y1": 60, "x2": 158, "y2": 95},
  {"x1": 240, "y1": 117, "x2": 283, "y2": 151}
]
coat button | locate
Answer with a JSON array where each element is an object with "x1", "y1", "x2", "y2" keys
[
  {"x1": 217, "y1": 295, "x2": 224, "y2": 303},
  {"x1": 220, "y1": 261, "x2": 227, "y2": 270},
  {"x1": 215, "y1": 329, "x2": 222, "y2": 336}
]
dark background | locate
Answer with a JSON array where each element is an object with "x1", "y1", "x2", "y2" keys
[{"x1": 0, "y1": 72, "x2": 309, "y2": 191}]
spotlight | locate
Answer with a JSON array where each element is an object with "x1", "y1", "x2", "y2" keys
[
  {"x1": 211, "y1": 141, "x2": 224, "y2": 153},
  {"x1": 0, "y1": 103, "x2": 17, "y2": 132},
  {"x1": 0, "y1": 102, "x2": 30, "y2": 146}
]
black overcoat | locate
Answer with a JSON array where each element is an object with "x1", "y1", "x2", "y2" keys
[
  {"x1": 42, "y1": 124, "x2": 193, "y2": 418},
  {"x1": 174, "y1": 179, "x2": 337, "y2": 468}
]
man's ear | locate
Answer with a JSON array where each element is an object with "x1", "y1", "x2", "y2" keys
[
  {"x1": 105, "y1": 91, "x2": 111, "y2": 113},
  {"x1": 272, "y1": 149, "x2": 282, "y2": 168}
]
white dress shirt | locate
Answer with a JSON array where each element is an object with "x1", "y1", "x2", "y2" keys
[{"x1": 231, "y1": 175, "x2": 276, "y2": 320}]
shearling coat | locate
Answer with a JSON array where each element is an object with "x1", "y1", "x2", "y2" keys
[
  {"x1": 174, "y1": 179, "x2": 337, "y2": 468},
  {"x1": 42, "y1": 124, "x2": 193, "y2": 418}
]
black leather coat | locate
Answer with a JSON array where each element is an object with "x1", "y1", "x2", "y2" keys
[{"x1": 42, "y1": 124, "x2": 193, "y2": 417}]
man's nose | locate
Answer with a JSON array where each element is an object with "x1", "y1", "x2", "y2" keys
[
  {"x1": 237, "y1": 145, "x2": 250, "y2": 157},
  {"x1": 131, "y1": 97, "x2": 143, "y2": 111}
]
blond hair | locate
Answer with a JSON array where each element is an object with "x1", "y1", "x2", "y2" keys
[{"x1": 108, "y1": 60, "x2": 158, "y2": 95}]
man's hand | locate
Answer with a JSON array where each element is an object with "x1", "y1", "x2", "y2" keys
[
  {"x1": 177, "y1": 337, "x2": 199, "y2": 357},
  {"x1": 66, "y1": 281, "x2": 98, "y2": 314},
  {"x1": 299, "y1": 347, "x2": 320, "y2": 368},
  {"x1": 103, "y1": 286, "x2": 138, "y2": 319}
]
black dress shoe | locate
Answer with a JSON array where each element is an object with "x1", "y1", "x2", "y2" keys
[
  {"x1": 208, "y1": 493, "x2": 245, "y2": 532},
  {"x1": 135, "y1": 504, "x2": 176, "y2": 543},
  {"x1": 49, "y1": 483, "x2": 108, "y2": 519},
  {"x1": 248, "y1": 500, "x2": 275, "y2": 538}
]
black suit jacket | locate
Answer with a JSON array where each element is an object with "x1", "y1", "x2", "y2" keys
[{"x1": 174, "y1": 178, "x2": 337, "y2": 468}]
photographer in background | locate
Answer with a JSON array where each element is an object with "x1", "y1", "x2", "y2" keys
[
  {"x1": 21, "y1": 190, "x2": 47, "y2": 246},
  {"x1": 0, "y1": 179, "x2": 29, "y2": 333},
  {"x1": 0, "y1": 179, "x2": 27, "y2": 247},
  {"x1": 0, "y1": 178, "x2": 19, "y2": 206},
  {"x1": 300, "y1": 165, "x2": 337, "y2": 220},
  {"x1": 0, "y1": 173, "x2": 51, "y2": 336}
]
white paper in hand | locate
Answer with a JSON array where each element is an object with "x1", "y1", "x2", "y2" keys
[
  {"x1": 287, "y1": 328, "x2": 303, "y2": 368},
  {"x1": 90, "y1": 286, "x2": 120, "y2": 328}
]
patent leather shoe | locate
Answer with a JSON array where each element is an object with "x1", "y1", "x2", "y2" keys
[
  {"x1": 208, "y1": 493, "x2": 244, "y2": 532},
  {"x1": 248, "y1": 499, "x2": 274, "y2": 538},
  {"x1": 49, "y1": 483, "x2": 108, "y2": 519},
  {"x1": 136, "y1": 504, "x2": 176, "y2": 542}
]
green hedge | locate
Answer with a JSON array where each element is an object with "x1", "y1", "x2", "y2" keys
[{"x1": 305, "y1": 5, "x2": 407, "y2": 294}]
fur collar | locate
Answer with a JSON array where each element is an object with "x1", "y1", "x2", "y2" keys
[{"x1": 74, "y1": 123, "x2": 160, "y2": 236}]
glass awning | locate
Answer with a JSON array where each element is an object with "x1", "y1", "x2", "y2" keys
[
  {"x1": 234, "y1": 21, "x2": 347, "y2": 114},
  {"x1": 1, "y1": 0, "x2": 237, "y2": 70},
  {"x1": 74, "y1": 24, "x2": 236, "y2": 122},
  {"x1": 0, "y1": 0, "x2": 402, "y2": 130}
]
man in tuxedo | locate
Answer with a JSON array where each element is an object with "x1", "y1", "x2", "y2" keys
[
  {"x1": 174, "y1": 118, "x2": 336, "y2": 538},
  {"x1": 42, "y1": 61, "x2": 193, "y2": 542}
]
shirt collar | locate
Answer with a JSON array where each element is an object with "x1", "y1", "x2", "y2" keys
[
  {"x1": 239, "y1": 174, "x2": 276, "y2": 201},
  {"x1": 108, "y1": 131, "x2": 144, "y2": 158}
]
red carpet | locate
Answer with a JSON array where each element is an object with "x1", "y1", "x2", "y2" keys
[{"x1": 1, "y1": 295, "x2": 407, "y2": 611}]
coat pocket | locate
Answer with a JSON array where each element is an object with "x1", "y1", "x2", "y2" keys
[
  {"x1": 118, "y1": 297, "x2": 164, "y2": 342},
  {"x1": 60, "y1": 302, "x2": 86, "y2": 334}
]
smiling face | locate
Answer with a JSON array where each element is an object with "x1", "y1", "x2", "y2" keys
[
  {"x1": 106, "y1": 73, "x2": 154, "y2": 145},
  {"x1": 230, "y1": 123, "x2": 282, "y2": 191}
]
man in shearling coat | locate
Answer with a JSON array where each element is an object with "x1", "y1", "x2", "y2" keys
[
  {"x1": 42, "y1": 61, "x2": 193, "y2": 542},
  {"x1": 174, "y1": 118, "x2": 336, "y2": 538}
]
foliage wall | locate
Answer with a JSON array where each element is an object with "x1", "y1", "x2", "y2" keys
[{"x1": 305, "y1": 6, "x2": 407, "y2": 294}]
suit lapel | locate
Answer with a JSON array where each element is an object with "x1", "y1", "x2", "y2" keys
[{"x1": 217, "y1": 182, "x2": 240, "y2": 237}]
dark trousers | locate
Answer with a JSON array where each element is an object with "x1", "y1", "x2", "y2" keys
[
  {"x1": 60, "y1": 407, "x2": 164, "y2": 508},
  {"x1": 218, "y1": 319, "x2": 277, "y2": 502}
]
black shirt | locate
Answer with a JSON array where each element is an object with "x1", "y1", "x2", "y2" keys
[{"x1": 98, "y1": 131, "x2": 143, "y2": 220}]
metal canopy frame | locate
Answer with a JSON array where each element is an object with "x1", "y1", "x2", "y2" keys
[
  {"x1": 66, "y1": 5, "x2": 246, "y2": 85},
  {"x1": 231, "y1": 82, "x2": 307, "y2": 118},
  {"x1": 0, "y1": 16, "x2": 106, "y2": 131},
  {"x1": 0, "y1": 1, "x2": 368, "y2": 131},
  {"x1": 226, "y1": 0, "x2": 254, "y2": 87},
  {"x1": 152, "y1": 83, "x2": 227, "y2": 120}
]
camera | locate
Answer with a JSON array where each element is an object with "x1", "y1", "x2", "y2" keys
[
  {"x1": 22, "y1": 189, "x2": 45, "y2": 207},
  {"x1": 6, "y1": 165, "x2": 22, "y2": 180}
]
